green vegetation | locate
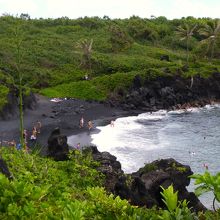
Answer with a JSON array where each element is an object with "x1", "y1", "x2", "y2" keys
[
  {"x1": 0, "y1": 15, "x2": 220, "y2": 102},
  {"x1": 171, "y1": 162, "x2": 187, "y2": 173},
  {"x1": 0, "y1": 148, "x2": 158, "y2": 219},
  {"x1": 1, "y1": 14, "x2": 220, "y2": 219},
  {"x1": 138, "y1": 162, "x2": 158, "y2": 174},
  {"x1": 0, "y1": 148, "x2": 220, "y2": 219},
  {"x1": 191, "y1": 171, "x2": 220, "y2": 211},
  {"x1": 159, "y1": 185, "x2": 220, "y2": 219},
  {"x1": 0, "y1": 84, "x2": 9, "y2": 109},
  {"x1": 160, "y1": 185, "x2": 195, "y2": 220}
]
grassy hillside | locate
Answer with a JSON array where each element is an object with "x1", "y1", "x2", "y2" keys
[{"x1": 0, "y1": 15, "x2": 220, "y2": 102}]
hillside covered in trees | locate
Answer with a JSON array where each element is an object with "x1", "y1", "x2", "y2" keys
[
  {"x1": 1, "y1": 14, "x2": 220, "y2": 219},
  {"x1": 0, "y1": 14, "x2": 220, "y2": 108}
]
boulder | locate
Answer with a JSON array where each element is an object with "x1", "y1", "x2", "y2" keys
[
  {"x1": 132, "y1": 158, "x2": 207, "y2": 212},
  {"x1": 84, "y1": 147, "x2": 207, "y2": 212},
  {"x1": 0, "y1": 92, "x2": 37, "y2": 120},
  {"x1": 85, "y1": 146, "x2": 124, "y2": 192},
  {"x1": 47, "y1": 127, "x2": 69, "y2": 161}
]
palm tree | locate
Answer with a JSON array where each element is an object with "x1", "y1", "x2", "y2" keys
[
  {"x1": 175, "y1": 23, "x2": 197, "y2": 89},
  {"x1": 76, "y1": 39, "x2": 93, "y2": 72},
  {"x1": 199, "y1": 20, "x2": 220, "y2": 61},
  {"x1": 175, "y1": 23, "x2": 197, "y2": 65}
]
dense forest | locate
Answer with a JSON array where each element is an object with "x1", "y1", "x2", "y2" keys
[{"x1": 0, "y1": 14, "x2": 220, "y2": 109}]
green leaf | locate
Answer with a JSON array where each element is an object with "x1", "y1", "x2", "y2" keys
[{"x1": 194, "y1": 185, "x2": 212, "y2": 197}]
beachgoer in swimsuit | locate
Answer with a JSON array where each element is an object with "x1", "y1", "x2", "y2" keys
[
  {"x1": 88, "y1": 120, "x2": 93, "y2": 130},
  {"x1": 30, "y1": 127, "x2": 37, "y2": 147},
  {"x1": 23, "y1": 129, "x2": 28, "y2": 144},
  {"x1": 36, "y1": 121, "x2": 42, "y2": 134},
  {"x1": 79, "y1": 116, "x2": 84, "y2": 128}
]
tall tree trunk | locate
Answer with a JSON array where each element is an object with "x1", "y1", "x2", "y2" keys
[
  {"x1": 210, "y1": 41, "x2": 215, "y2": 62},
  {"x1": 15, "y1": 28, "x2": 25, "y2": 150},
  {"x1": 18, "y1": 76, "x2": 24, "y2": 149}
]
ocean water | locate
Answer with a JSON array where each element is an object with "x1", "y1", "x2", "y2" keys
[{"x1": 91, "y1": 104, "x2": 220, "y2": 209}]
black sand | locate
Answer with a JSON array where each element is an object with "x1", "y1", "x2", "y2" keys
[{"x1": 0, "y1": 95, "x2": 130, "y2": 152}]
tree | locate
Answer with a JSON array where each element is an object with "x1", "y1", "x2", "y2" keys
[
  {"x1": 109, "y1": 25, "x2": 133, "y2": 52},
  {"x1": 15, "y1": 26, "x2": 25, "y2": 149},
  {"x1": 199, "y1": 19, "x2": 220, "y2": 61},
  {"x1": 175, "y1": 23, "x2": 197, "y2": 88},
  {"x1": 76, "y1": 38, "x2": 93, "y2": 72},
  {"x1": 175, "y1": 23, "x2": 197, "y2": 65},
  {"x1": 10, "y1": 22, "x2": 26, "y2": 149},
  {"x1": 20, "y1": 13, "x2": 30, "y2": 20}
]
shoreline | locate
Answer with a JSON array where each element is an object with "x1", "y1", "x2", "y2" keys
[
  {"x1": 0, "y1": 95, "x2": 131, "y2": 153},
  {"x1": 67, "y1": 99, "x2": 220, "y2": 151},
  {"x1": 0, "y1": 94, "x2": 219, "y2": 154}
]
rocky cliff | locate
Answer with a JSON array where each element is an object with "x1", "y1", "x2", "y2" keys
[{"x1": 110, "y1": 73, "x2": 220, "y2": 111}]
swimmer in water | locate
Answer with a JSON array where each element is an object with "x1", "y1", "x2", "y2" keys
[{"x1": 203, "y1": 163, "x2": 208, "y2": 170}]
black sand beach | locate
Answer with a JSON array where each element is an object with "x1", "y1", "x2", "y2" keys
[{"x1": 0, "y1": 95, "x2": 129, "y2": 153}]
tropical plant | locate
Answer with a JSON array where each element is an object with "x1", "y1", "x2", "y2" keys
[
  {"x1": 76, "y1": 38, "x2": 93, "y2": 72},
  {"x1": 175, "y1": 23, "x2": 197, "y2": 65},
  {"x1": 109, "y1": 24, "x2": 133, "y2": 52},
  {"x1": 175, "y1": 23, "x2": 197, "y2": 88},
  {"x1": 159, "y1": 185, "x2": 195, "y2": 220},
  {"x1": 190, "y1": 171, "x2": 220, "y2": 211},
  {"x1": 199, "y1": 19, "x2": 220, "y2": 61}
]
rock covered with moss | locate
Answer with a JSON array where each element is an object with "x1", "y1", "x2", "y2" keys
[
  {"x1": 82, "y1": 146, "x2": 206, "y2": 212},
  {"x1": 84, "y1": 146, "x2": 124, "y2": 192},
  {"x1": 132, "y1": 158, "x2": 207, "y2": 212}
]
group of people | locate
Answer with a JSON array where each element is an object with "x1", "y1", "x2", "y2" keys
[
  {"x1": 79, "y1": 116, "x2": 93, "y2": 130},
  {"x1": 1, "y1": 120, "x2": 42, "y2": 151}
]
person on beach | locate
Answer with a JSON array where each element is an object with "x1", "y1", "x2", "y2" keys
[
  {"x1": 7, "y1": 140, "x2": 16, "y2": 148},
  {"x1": 88, "y1": 120, "x2": 93, "y2": 130},
  {"x1": 16, "y1": 143, "x2": 22, "y2": 150},
  {"x1": 30, "y1": 133, "x2": 37, "y2": 146},
  {"x1": 30, "y1": 127, "x2": 37, "y2": 146},
  {"x1": 110, "y1": 120, "x2": 115, "y2": 127},
  {"x1": 76, "y1": 143, "x2": 81, "y2": 150},
  {"x1": 3, "y1": 139, "x2": 16, "y2": 147},
  {"x1": 79, "y1": 116, "x2": 84, "y2": 128},
  {"x1": 23, "y1": 129, "x2": 28, "y2": 145},
  {"x1": 36, "y1": 121, "x2": 42, "y2": 134},
  {"x1": 32, "y1": 126, "x2": 37, "y2": 135}
]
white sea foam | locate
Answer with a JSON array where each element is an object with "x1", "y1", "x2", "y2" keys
[
  {"x1": 91, "y1": 109, "x2": 170, "y2": 172},
  {"x1": 70, "y1": 104, "x2": 219, "y2": 173},
  {"x1": 205, "y1": 104, "x2": 220, "y2": 110}
]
